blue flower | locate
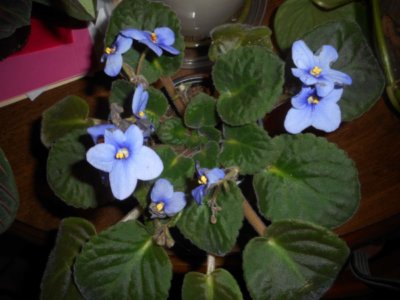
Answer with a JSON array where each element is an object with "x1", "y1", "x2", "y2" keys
[
  {"x1": 86, "y1": 124, "x2": 163, "y2": 200},
  {"x1": 120, "y1": 27, "x2": 180, "y2": 57},
  {"x1": 284, "y1": 86, "x2": 343, "y2": 134},
  {"x1": 191, "y1": 165, "x2": 225, "y2": 205},
  {"x1": 102, "y1": 35, "x2": 133, "y2": 77},
  {"x1": 150, "y1": 178, "x2": 186, "y2": 218},
  {"x1": 87, "y1": 124, "x2": 116, "y2": 144},
  {"x1": 132, "y1": 84, "x2": 148, "y2": 119},
  {"x1": 291, "y1": 40, "x2": 352, "y2": 96}
]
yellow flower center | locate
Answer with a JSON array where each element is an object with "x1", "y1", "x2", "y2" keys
[
  {"x1": 156, "y1": 202, "x2": 164, "y2": 212},
  {"x1": 310, "y1": 66, "x2": 322, "y2": 77},
  {"x1": 115, "y1": 148, "x2": 129, "y2": 159},
  {"x1": 307, "y1": 96, "x2": 319, "y2": 105},
  {"x1": 105, "y1": 46, "x2": 116, "y2": 55},
  {"x1": 151, "y1": 32, "x2": 157, "y2": 43},
  {"x1": 198, "y1": 175, "x2": 208, "y2": 185},
  {"x1": 138, "y1": 111, "x2": 145, "y2": 118}
]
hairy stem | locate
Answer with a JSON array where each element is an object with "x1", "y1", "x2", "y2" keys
[
  {"x1": 206, "y1": 254, "x2": 216, "y2": 275},
  {"x1": 136, "y1": 48, "x2": 148, "y2": 76},
  {"x1": 121, "y1": 206, "x2": 142, "y2": 222},
  {"x1": 159, "y1": 76, "x2": 186, "y2": 116},
  {"x1": 243, "y1": 199, "x2": 267, "y2": 236}
]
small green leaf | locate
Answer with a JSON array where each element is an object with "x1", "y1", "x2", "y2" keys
[
  {"x1": 219, "y1": 124, "x2": 274, "y2": 175},
  {"x1": 47, "y1": 129, "x2": 112, "y2": 209},
  {"x1": 157, "y1": 118, "x2": 206, "y2": 148},
  {"x1": 301, "y1": 20, "x2": 385, "y2": 121},
  {"x1": 0, "y1": 0, "x2": 31, "y2": 39},
  {"x1": 40, "y1": 217, "x2": 96, "y2": 300},
  {"x1": 133, "y1": 181, "x2": 151, "y2": 209},
  {"x1": 198, "y1": 127, "x2": 222, "y2": 142},
  {"x1": 243, "y1": 219, "x2": 350, "y2": 300},
  {"x1": 177, "y1": 182, "x2": 244, "y2": 256},
  {"x1": 193, "y1": 141, "x2": 220, "y2": 169},
  {"x1": 58, "y1": 0, "x2": 96, "y2": 21},
  {"x1": 253, "y1": 134, "x2": 360, "y2": 229},
  {"x1": 274, "y1": 0, "x2": 367, "y2": 51},
  {"x1": 146, "y1": 87, "x2": 169, "y2": 129},
  {"x1": 75, "y1": 220, "x2": 172, "y2": 300},
  {"x1": 184, "y1": 93, "x2": 218, "y2": 129},
  {"x1": 106, "y1": 0, "x2": 184, "y2": 83},
  {"x1": 213, "y1": 46, "x2": 284, "y2": 126},
  {"x1": 312, "y1": 0, "x2": 354, "y2": 10},
  {"x1": 182, "y1": 269, "x2": 243, "y2": 300},
  {"x1": 109, "y1": 79, "x2": 135, "y2": 109},
  {"x1": 41, "y1": 96, "x2": 94, "y2": 148},
  {"x1": 209, "y1": 23, "x2": 273, "y2": 62},
  {"x1": 0, "y1": 148, "x2": 19, "y2": 234},
  {"x1": 155, "y1": 145, "x2": 195, "y2": 189}
]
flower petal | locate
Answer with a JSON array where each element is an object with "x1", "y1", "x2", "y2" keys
[
  {"x1": 115, "y1": 35, "x2": 133, "y2": 54},
  {"x1": 140, "y1": 39, "x2": 163, "y2": 56},
  {"x1": 155, "y1": 27, "x2": 175, "y2": 45},
  {"x1": 104, "y1": 54, "x2": 123, "y2": 77},
  {"x1": 284, "y1": 106, "x2": 313, "y2": 134},
  {"x1": 315, "y1": 79, "x2": 334, "y2": 97},
  {"x1": 165, "y1": 192, "x2": 186, "y2": 216},
  {"x1": 120, "y1": 28, "x2": 146, "y2": 41},
  {"x1": 316, "y1": 45, "x2": 338, "y2": 67},
  {"x1": 132, "y1": 84, "x2": 147, "y2": 117},
  {"x1": 132, "y1": 146, "x2": 163, "y2": 180},
  {"x1": 151, "y1": 178, "x2": 174, "y2": 203},
  {"x1": 125, "y1": 125, "x2": 144, "y2": 153},
  {"x1": 323, "y1": 69, "x2": 352, "y2": 86},
  {"x1": 322, "y1": 88, "x2": 344, "y2": 104},
  {"x1": 159, "y1": 44, "x2": 180, "y2": 55},
  {"x1": 86, "y1": 143, "x2": 116, "y2": 172},
  {"x1": 104, "y1": 128, "x2": 126, "y2": 148},
  {"x1": 312, "y1": 102, "x2": 341, "y2": 132},
  {"x1": 292, "y1": 40, "x2": 315, "y2": 70},
  {"x1": 191, "y1": 185, "x2": 205, "y2": 205},
  {"x1": 291, "y1": 87, "x2": 314, "y2": 109},
  {"x1": 87, "y1": 124, "x2": 115, "y2": 144},
  {"x1": 291, "y1": 68, "x2": 317, "y2": 85},
  {"x1": 206, "y1": 168, "x2": 225, "y2": 185},
  {"x1": 109, "y1": 160, "x2": 138, "y2": 200}
]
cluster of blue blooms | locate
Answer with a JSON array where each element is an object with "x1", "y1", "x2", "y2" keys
[{"x1": 284, "y1": 40, "x2": 352, "y2": 134}]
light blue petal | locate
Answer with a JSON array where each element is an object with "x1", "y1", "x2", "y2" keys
[
  {"x1": 87, "y1": 124, "x2": 115, "y2": 144},
  {"x1": 132, "y1": 84, "x2": 144, "y2": 115},
  {"x1": 316, "y1": 45, "x2": 338, "y2": 68},
  {"x1": 115, "y1": 35, "x2": 133, "y2": 54},
  {"x1": 291, "y1": 68, "x2": 317, "y2": 85},
  {"x1": 191, "y1": 185, "x2": 205, "y2": 205},
  {"x1": 207, "y1": 168, "x2": 225, "y2": 185},
  {"x1": 104, "y1": 128, "x2": 126, "y2": 148},
  {"x1": 291, "y1": 87, "x2": 314, "y2": 109},
  {"x1": 109, "y1": 160, "x2": 138, "y2": 200},
  {"x1": 140, "y1": 39, "x2": 163, "y2": 56},
  {"x1": 292, "y1": 40, "x2": 315, "y2": 70},
  {"x1": 125, "y1": 125, "x2": 144, "y2": 153},
  {"x1": 120, "y1": 28, "x2": 146, "y2": 41},
  {"x1": 323, "y1": 69, "x2": 352, "y2": 86},
  {"x1": 151, "y1": 178, "x2": 174, "y2": 203},
  {"x1": 132, "y1": 146, "x2": 163, "y2": 180},
  {"x1": 315, "y1": 79, "x2": 334, "y2": 97},
  {"x1": 155, "y1": 27, "x2": 175, "y2": 45},
  {"x1": 159, "y1": 44, "x2": 180, "y2": 55},
  {"x1": 104, "y1": 54, "x2": 123, "y2": 77},
  {"x1": 165, "y1": 192, "x2": 186, "y2": 216},
  {"x1": 322, "y1": 88, "x2": 343, "y2": 104},
  {"x1": 138, "y1": 91, "x2": 149, "y2": 116},
  {"x1": 284, "y1": 107, "x2": 313, "y2": 134},
  {"x1": 86, "y1": 143, "x2": 116, "y2": 172},
  {"x1": 312, "y1": 102, "x2": 341, "y2": 132}
]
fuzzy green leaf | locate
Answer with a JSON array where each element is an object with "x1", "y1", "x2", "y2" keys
[
  {"x1": 184, "y1": 93, "x2": 218, "y2": 129},
  {"x1": 58, "y1": 0, "x2": 96, "y2": 21},
  {"x1": 253, "y1": 134, "x2": 360, "y2": 229},
  {"x1": 213, "y1": 46, "x2": 284, "y2": 126},
  {"x1": 109, "y1": 79, "x2": 135, "y2": 108},
  {"x1": 193, "y1": 141, "x2": 220, "y2": 169},
  {"x1": 243, "y1": 220, "x2": 349, "y2": 300},
  {"x1": 0, "y1": 0, "x2": 31, "y2": 39}
]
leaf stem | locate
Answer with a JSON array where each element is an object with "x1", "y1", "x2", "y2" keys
[
  {"x1": 159, "y1": 76, "x2": 186, "y2": 116},
  {"x1": 243, "y1": 199, "x2": 267, "y2": 236},
  {"x1": 206, "y1": 254, "x2": 216, "y2": 275},
  {"x1": 136, "y1": 48, "x2": 148, "y2": 76},
  {"x1": 121, "y1": 206, "x2": 142, "y2": 222}
]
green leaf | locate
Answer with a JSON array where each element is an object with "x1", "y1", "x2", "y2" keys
[
  {"x1": 41, "y1": 96, "x2": 94, "y2": 148},
  {"x1": 274, "y1": 0, "x2": 367, "y2": 51},
  {"x1": 40, "y1": 217, "x2": 96, "y2": 300},
  {"x1": 155, "y1": 146, "x2": 195, "y2": 189},
  {"x1": 219, "y1": 124, "x2": 273, "y2": 175},
  {"x1": 312, "y1": 0, "x2": 354, "y2": 10},
  {"x1": 198, "y1": 127, "x2": 222, "y2": 142},
  {"x1": 193, "y1": 141, "x2": 220, "y2": 169},
  {"x1": 182, "y1": 269, "x2": 243, "y2": 300},
  {"x1": 133, "y1": 181, "x2": 151, "y2": 209},
  {"x1": 0, "y1": 148, "x2": 19, "y2": 234},
  {"x1": 0, "y1": 0, "x2": 31, "y2": 39},
  {"x1": 213, "y1": 46, "x2": 284, "y2": 126},
  {"x1": 301, "y1": 20, "x2": 385, "y2": 121},
  {"x1": 75, "y1": 220, "x2": 172, "y2": 300},
  {"x1": 106, "y1": 0, "x2": 184, "y2": 83},
  {"x1": 209, "y1": 23, "x2": 273, "y2": 62},
  {"x1": 184, "y1": 93, "x2": 218, "y2": 129},
  {"x1": 177, "y1": 182, "x2": 244, "y2": 256},
  {"x1": 146, "y1": 87, "x2": 169, "y2": 129},
  {"x1": 243, "y1": 219, "x2": 350, "y2": 300},
  {"x1": 58, "y1": 0, "x2": 96, "y2": 21},
  {"x1": 47, "y1": 128, "x2": 111, "y2": 209},
  {"x1": 109, "y1": 79, "x2": 135, "y2": 108},
  {"x1": 253, "y1": 134, "x2": 360, "y2": 229}
]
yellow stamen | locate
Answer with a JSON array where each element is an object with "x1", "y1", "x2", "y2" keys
[
  {"x1": 307, "y1": 96, "x2": 319, "y2": 105},
  {"x1": 310, "y1": 66, "x2": 322, "y2": 77},
  {"x1": 156, "y1": 202, "x2": 164, "y2": 212},
  {"x1": 151, "y1": 32, "x2": 157, "y2": 43},
  {"x1": 138, "y1": 111, "x2": 145, "y2": 118},
  {"x1": 115, "y1": 148, "x2": 129, "y2": 159},
  {"x1": 105, "y1": 46, "x2": 116, "y2": 55},
  {"x1": 198, "y1": 175, "x2": 208, "y2": 185}
]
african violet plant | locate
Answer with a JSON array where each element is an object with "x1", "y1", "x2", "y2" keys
[{"x1": 39, "y1": 0, "x2": 385, "y2": 299}]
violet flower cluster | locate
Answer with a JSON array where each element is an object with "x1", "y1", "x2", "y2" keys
[{"x1": 284, "y1": 40, "x2": 352, "y2": 134}]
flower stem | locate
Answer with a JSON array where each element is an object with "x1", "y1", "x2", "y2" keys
[
  {"x1": 159, "y1": 76, "x2": 186, "y2": 116},
  {"x1": 136, "y1": 48, "x2": 148, "y2": 76},
  {"x1": 206, "y1": 254, "x2": 216, "y2": 275},
  {"x1": 243, "y1": 199, "x2": 267, "y2": 236},
  {"x1": 121, "y1": 206, "x2": 142, "y2": 222}
]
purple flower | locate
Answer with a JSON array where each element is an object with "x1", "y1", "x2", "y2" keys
[
  {"x1": 191, "y1": 165, "x2": 225, "y2": 205},
  {"x1": 86, "y1": 125, "x2": 163, "y2": 200},
  {"x1": 284, "y1": 86, "x2": 343, "y2": 134},
  {"x1": 102, "y1": 35, "x2": 133, "y2": 77},
  {"x1": 120, "y1": 27, "x2": 180, "y2": 57},
  {"x1": 291, "y1": 40, "x2": 352, "y2": 97},
  {"x1": 132, "y1": 84, "x2": 148, "y2": 120},
  {"x1": 87, "y1": 124, "x2": 116, "y2": 144},
  {"x1": 150, "y1": 178, "x2": 186, "y2": 218}
]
